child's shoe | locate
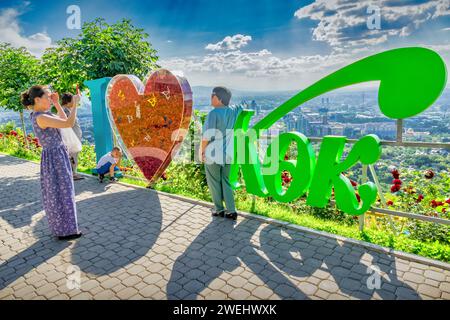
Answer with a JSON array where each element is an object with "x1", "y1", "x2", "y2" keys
[
  {"x1": 99, "y1": 174, "x2": 105, "y2": 183},
  {"x1": 110, "y1": 177, "x2": 119, "y2": 183}
]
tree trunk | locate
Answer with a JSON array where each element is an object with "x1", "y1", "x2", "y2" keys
[{"x1": 19, "y1": 111, "x2": 29, "y2": 148}]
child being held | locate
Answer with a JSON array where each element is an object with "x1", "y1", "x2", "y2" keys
[{"x1": 96, "y1": 147, "x2": 122, "y2": 183}]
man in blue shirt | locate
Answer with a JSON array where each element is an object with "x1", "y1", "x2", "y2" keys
[{"x1": 200, "y1": 87, "x2": 242, "y2": 220}]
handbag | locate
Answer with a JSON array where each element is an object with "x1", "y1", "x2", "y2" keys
[{"x1": 60, "y1": 128, "x2": 82, "y2": 154}]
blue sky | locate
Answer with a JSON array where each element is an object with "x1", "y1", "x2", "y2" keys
[{"x1": 0, "y1": 0, "x2": 449, "y2": 90}]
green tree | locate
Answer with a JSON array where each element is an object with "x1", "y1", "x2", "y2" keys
[
  {"x1": 0, "y1": 43, "x2": 40, "y2": 141},
  {"x1": 40, "y1": 18, "x2": 159, "y2": 93},
  {"x1": 39, "y1": 38, "x2": 85, "y2": 93}
]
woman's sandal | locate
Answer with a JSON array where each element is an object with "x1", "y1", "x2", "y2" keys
[{"x1": 58, "y1": 232, "x2": 82, "y2": 240}]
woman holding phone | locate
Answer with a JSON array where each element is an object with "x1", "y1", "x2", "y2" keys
[{"x1": 21, "y1": 85, "x2": 82, "y2": 240}]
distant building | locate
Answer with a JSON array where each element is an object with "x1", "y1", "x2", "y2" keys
[
  {"x1": 363, "y1": 122, "x2": 396, "y2": 140},
  {"x1": 404, "y1": 128, "x2": 430, "y2": 138},
  {"x1": 329, "y1": 125, "x2": 344, "y2": 136},
  {"x1": 318, "y1": 108, "x2": 329, "y2": 125},
  {"x1": 239, "y1": 100, "x2": 261, "y2": 115},
  {"x1": 344, "y1": 126, "x2": 362, "y2": 138},
  {"x1": 250, "y1": 100, "x2": 261, "y2": 115}
]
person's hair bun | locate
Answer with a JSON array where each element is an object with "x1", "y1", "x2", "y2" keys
[
  {"x1": 21, "y1": 91, "x2": 33, "y2": 107},
  {"x1": 20, "y1": 85, "x2": 45, "y2": 108}
]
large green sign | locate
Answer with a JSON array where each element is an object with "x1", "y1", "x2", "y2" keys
[{"x1": 231, "y1": 47, "x2": 447, "y2": 216}]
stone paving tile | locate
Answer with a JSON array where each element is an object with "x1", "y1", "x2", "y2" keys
[{"x1": 1, "y1": 154, "x2": 450, "y2": 300}]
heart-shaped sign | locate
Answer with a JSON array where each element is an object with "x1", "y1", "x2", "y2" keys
[{"x1": 106, "y1": 69, "x2": 193, "y2": 183}]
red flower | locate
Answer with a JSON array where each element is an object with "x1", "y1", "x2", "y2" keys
[
  {"x1": 417, "y1": 194, "x2": 424, "y2": 203},
  {"x1": 0, "y1": 133, "x2": 3, "y2": 138},
  {"x1": 390, "y1": 185, "x2": 401, "y2": 193},
  {"x1": 424, "y1": 170, "x2": 434, "y2": 179},
  {"x1": 391, "y1": 169, "x2": 400, "y2": 179},
  {"x1": 387, "y1": 200, "x2": 394, "y2": 206},
  {"x1": 284, "y1": 154, "x2": 289, "y2": 161},
  {"x1": 431, "y1": 200, "x2": 444, "y2": 208},
  {"x1": 283, "y1": 176, "x2": 292, "y2": 184},
  {"x1": 350, "y1": 180, "x2": 358, "y2": 187},
  {"x1": 9, "y1": 130, "x2": 17, "y2": 137},
  {"x1": 445, "y1": 198, "x2": 450, "y2": 205},
  {"x1": 392, "y1": 179, "x2": 402, "y2": 185},
  {"x1": 281, "y1": 171, "x2": 292, "y2": 185},
  {"x1": 442, "y1": 208, "x2": 447, "y2": 213},
  {"x1": 355, "y1": 193, "x2": 361, "y2": 202}
]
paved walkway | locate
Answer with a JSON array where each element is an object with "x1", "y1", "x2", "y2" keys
[{"x1": 1, "y1": 154, "x2": 450, "y2": 300}]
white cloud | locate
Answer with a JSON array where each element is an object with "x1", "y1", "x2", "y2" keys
[
  {"x1": 160, "y1": 47, "x2": 355, "y2": 90},
  {"x1": 295, "y1": 0, "x2": 450, "y2": 49},
  {"x1": 0, "y1": 6, "x2": 52, "y2": 57},
  {"x1": 166, "y1": 2, "x2": 450, "y2": 90},
  {"x1": 205, "y1": 34, "x2": 252, "y2": 51}
]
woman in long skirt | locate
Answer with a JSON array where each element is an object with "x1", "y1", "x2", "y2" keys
[{"x1": 21, "y1": 85, "x2": 82, "y2": 240}]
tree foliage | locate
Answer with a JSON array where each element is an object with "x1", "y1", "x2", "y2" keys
[
  {"x1": 40, "y1": 18, "x2": 159, "y2": 93},
  {"x1": 0, "y1": 43, "x2": 39, "y2": 112}
]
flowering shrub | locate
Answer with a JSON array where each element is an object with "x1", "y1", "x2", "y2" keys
[
  {"x1": 384, "y1": 167, "x2": 450, "y2": 244},
  {"x1": 0, "y1": 122, "x2": 41, "y2": 161}
]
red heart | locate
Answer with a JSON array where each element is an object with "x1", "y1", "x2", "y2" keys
[{"x1": 106, "y1": 69, "x2": 193, "y2": 183}]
